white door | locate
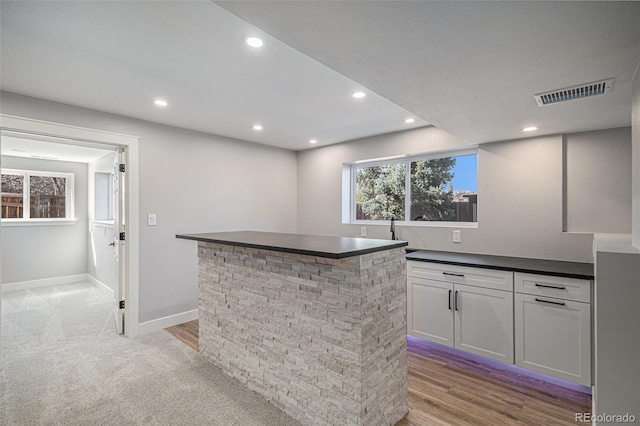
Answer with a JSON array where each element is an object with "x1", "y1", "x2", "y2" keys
[
  {"x1": 408, "y1": 277, "x2": 454, "y2": 346},
  {"x1": 515, "y1": 293, "x2": 591, "y2": 386},
  {"x1": 454, "y1": 283, "x2": 514, "y2": 363},
  {"x1": 112, "y1": 148, "x2": 127, "y2": 334}
]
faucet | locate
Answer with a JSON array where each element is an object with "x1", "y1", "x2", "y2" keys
[{"x1": 390, "y1": 216, "x2": 397, "y2": 240}]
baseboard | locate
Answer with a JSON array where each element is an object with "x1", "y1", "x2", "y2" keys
[
  {"x1": 87, "y1": 275, "x2": 115, "y2": 299},
  {"x1": 137, "y1": 309, "x2": 199, "y2": 335},
  {"x1": 1, "y1": 274, "x2": 88, "y2": 293}
]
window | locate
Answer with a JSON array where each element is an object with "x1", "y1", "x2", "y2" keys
[
  {"x1": 94, "y1": 172, "x2": 114, "y2": 222},
  {"x1": 355, "y1": 162, "x2": 406, "y2": 220},
  {"x1": 350, "y1": 150, "x2": 477, "y2": 225},
  {"x1": 1, "y1": 169, "x2": 75, "y2": 220}
]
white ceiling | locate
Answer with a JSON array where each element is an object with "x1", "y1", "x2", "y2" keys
[
  {"x1": 0, "y1": 0, "x2": 427, "y2": 153},
  {"x1": 217, "y1": 1, "x2": 640, "y2": 145},
  {"x1": 1, "y1": 132, "x2": 117, "y2": 164},
  {"x1": 1, "y1": 1, "x2": 639, "y2": 155}
]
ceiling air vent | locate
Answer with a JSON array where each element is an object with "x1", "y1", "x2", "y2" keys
[{"x1": 534, "y1": 78, "x2": 613, "y2": 106}]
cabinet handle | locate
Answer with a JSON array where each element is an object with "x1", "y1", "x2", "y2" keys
[
  {"x1": 535, "y1": 298, "x2": 566, "y2": 306},
  {"x1": 448, "y1": 289, "x2": 452, "y2": 310},
  {"x1": 443, "y1": 272, "x2": 465, "y2": 278},
  {"x1": 534, "y1": 283, "x2": 566, "y2": 290},
  {"x1": 454, "y1": 291, "x2": 459, "y2": 310}
]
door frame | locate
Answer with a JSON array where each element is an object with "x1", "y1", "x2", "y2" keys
[{"x1": 0, "y1": 114, "x2": 140, "y2": 337}]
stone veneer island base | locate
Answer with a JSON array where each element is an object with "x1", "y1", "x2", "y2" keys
[{"x1": 176, "y1": 231, "x2": 408, "y2": 426}]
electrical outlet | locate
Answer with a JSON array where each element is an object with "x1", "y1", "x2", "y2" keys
[
  {"x1": 452, "y1": 230, "x2": 461, "y2": 243},
  {"x1": 360, "y1": 226, "x2": 367, "y2": 237}
]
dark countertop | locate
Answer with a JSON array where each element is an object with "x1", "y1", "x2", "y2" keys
[
  {"x1": 406, "y1": 249, "x2": 594, "y2": 280},
  {"x1": 176, "y1": 231, "x2": 408, "y2": 259}
]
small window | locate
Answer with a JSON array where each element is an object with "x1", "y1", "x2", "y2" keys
[
  {"x1": 1, "y1": 169, "x2": 75, "y2": 220},
  {"x1": 349, "y1": 150, "x2": 478, "y2": 225},
  {"x1": 94, "y1": 172, "x2": 114, "y2": 221},
  {"x1": 1, "y1": 173, "x2": 24, "y2": 219}
]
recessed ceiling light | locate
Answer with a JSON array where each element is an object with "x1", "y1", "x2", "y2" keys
[
  {"x1": 252, "y1": 124, "x2": 263, "y2": 131},
  {"x1": 246, "y1": 37, "x2": 264, "y2": 48},
  {"x1": 404, "y1": 118, "x2": 416, "y2": 124},
  {"x1": 30, "y1": 155, "x2": 58, "y2": 160},
  {"x1": 309, "y1": 139, "x2": 317, "y2": 144},
  {"x1": 522, "y1": 126, "x2": 538, "y2": 132},
  {"x1": 352, "y1": 91, "x2": 366, "y2": 99},
  {"x1": 154, "y1": 99, "x2": 168, "y2": 107}
]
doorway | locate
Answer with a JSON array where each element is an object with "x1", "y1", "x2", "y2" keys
[{"x1": 0, "y1": 114, "x2": 139, "y2": 337}]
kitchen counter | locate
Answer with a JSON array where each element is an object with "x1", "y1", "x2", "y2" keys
[
  {"x1": 176, "y1": 230, "x2": 407, "y2": 259},
  {"x1": 406, "y1": 249, "x2": 593, "y2": 280}
]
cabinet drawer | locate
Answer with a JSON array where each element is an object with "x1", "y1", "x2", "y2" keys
[
  {"x1": 514, "y1": 272, "x2": 591, "y2": 303},
  {"x1": 407, "y1": 261, "x2": 513, "y2": 292}
]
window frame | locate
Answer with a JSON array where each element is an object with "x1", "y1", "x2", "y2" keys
[
  {"x1": 1, "y1": 168, "x2": 76, "y2": 224},
  {"x1": 349, "y1": 149, "x2": 478, "y2": 227}
]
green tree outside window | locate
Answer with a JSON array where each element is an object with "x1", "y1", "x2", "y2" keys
[{"x1": 354, "y1": 153, "x2": 477, "y2": 223}]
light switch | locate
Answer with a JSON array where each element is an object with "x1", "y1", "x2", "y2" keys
[{"x1": 148, "y1": 214, "x2": 157, "y2": 226}]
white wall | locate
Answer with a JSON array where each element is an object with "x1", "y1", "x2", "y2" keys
[
  {"x1": 565, "y1": 127, "x2": 632, "y2": 233},
  {"x1": 594, "y1": 249, "x2": 640, "y2": 424},
  {"x1": 297, "y1": 126, "x2": 608, "y2": 263},
  {"x1": 0, "y1": 91, "x2": 298, "y2": 323},
  {"x1": 590, "y1": 59, "x2": 640, "y2": 426},
  {"x1": 1, "y1": 156, "x2": 88, "y2": 284}
]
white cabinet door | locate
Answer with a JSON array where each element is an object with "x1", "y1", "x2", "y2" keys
[
  {"x1": 454, "y1": 283, "x2": 514, "y2": 363},
  {"x1": 515, "y1": 293, "x2": 591, "y2": 386},
  {"x1": 408, "y1": 276, "x2": 454, "y2": 347}
]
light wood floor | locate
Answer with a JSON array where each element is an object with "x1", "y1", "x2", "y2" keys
[{"x1": 166, "y1": 321, "x2": 591, "y2": 425}]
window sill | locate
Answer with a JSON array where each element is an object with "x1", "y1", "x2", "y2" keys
[
  {"x1": 348, "y1": 220, "x2": 478, "y2": 229},
  {"x1": 1, "y1": 218, "x2": 78, "y2": 227},
  {"x1": 93, "y1": 220, "x2": 115, "y2": 229}
]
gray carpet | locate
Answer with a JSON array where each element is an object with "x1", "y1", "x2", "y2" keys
[{"x1": 0, "y1": 282, "x2": 300, "y2": 426}]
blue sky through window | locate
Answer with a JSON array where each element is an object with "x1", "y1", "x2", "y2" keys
[{"x1": 451, "y1": 154, "x2": 477, "y2": 193}]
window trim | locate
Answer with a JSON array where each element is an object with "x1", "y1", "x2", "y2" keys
[
  {"x1": 1, "y1": 168, "x2": 75, "y2": 223},
  {"x1": 348, "y1": 148, "x2": 478, "y2": 226},
  {"x1": 1, "y1": 218, "x2": 78, "y2": 227}
]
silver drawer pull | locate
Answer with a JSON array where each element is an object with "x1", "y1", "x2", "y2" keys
[
  {"x1": 535, "y1": 298, "x2": 566, "y2": 306},
  {"x1": 443, "y1": 272, "x2": 465, "y2": 278},
  {"x1": 535, "y1": 283, "x2": 566, "y2": 290}
]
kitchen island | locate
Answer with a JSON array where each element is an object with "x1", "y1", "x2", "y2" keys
[{"x1": 176, "y1": 231, "x2": 409, "y2": 426}]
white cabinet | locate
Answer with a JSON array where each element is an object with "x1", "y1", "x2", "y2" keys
[
  {"x1": 407, "y1": 261, "x2": 514, "y2": 363},
  {"x1": 514, "y1": 273, "x2": 592, "y2": 386},
  {"x1": 408, "y1": 261, "x2": 593, "y2": 386},
  {"x1": 454, "y1": 283, "x2": 514, "y2": 363},
  {"x1": 408, "y1": 276, "x2": 454, "y2": 346}
]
